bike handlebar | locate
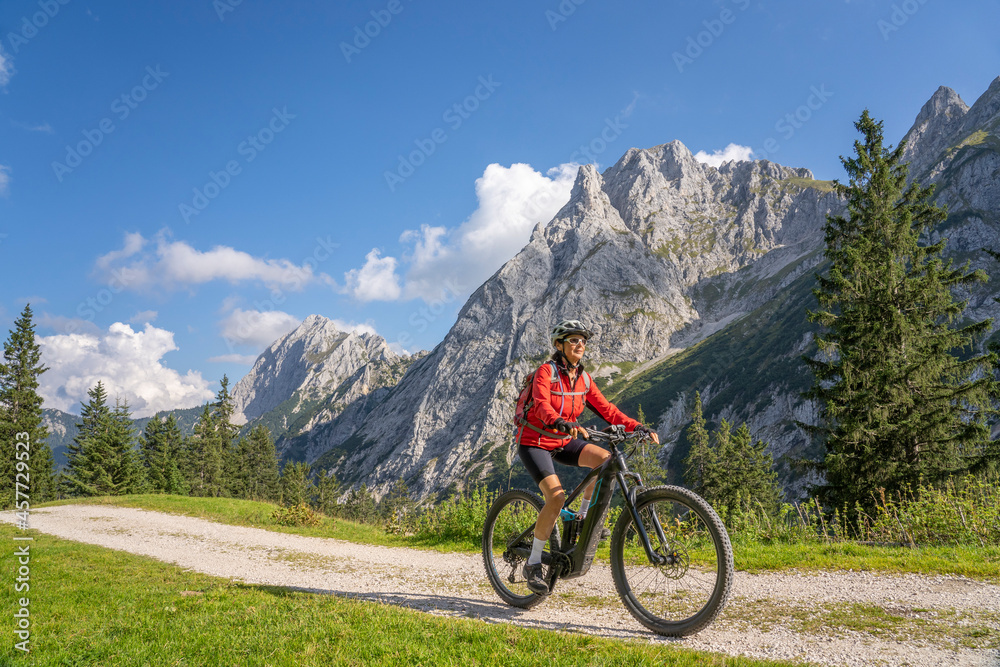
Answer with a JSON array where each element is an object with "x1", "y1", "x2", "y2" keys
[{"x1": 584, "y1": 424, "x2": 652, "y2": 446}]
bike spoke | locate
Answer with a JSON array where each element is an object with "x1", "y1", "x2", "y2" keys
[{"x1": 611, "y1": 486, "x2": 733, "y2": 636}]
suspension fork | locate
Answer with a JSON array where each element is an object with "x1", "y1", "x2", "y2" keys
[{"x1": 616, "y1": 452, "x2": 669, "y2": 566}]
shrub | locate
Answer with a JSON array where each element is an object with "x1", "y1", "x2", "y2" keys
[{"x1": 271, "y1": 502, "x2": 323, "y2": 527}]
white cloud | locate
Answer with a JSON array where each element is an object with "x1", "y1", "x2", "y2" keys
[
  {"x1": 38, "y1": 323, "x2": 215, "y2": 417},
  {"x1": 330, "y1": 319, "x2": 378, "y2": 336},
  {"x1": 343, "y1": 162, "x2": 578, "y2": 303},
  {"x1": 693, "y1": 143, "x2": 754, "y2": 169},
  {"x1": 0, "y1": 165, "x2": 11, "y2": 196},
  {"x1": 343, "y1": 249, "x2": 402, "y2": 301},
  {"x1": 36, "y1": 313, "x2": 100, "y2": 336},
  {"x1": 94, "y1": 230, "x2": 333, "y2": 293},
  {"x1": 219, "y1": 308, "x2": 302, "y2": 351},
  {"x1": 10, "y1": 120, "x2": 54, "y2": 133},
  {"x1": 0, "y1": 47, "x2": 13, "y2": 87},
  {"x1": 129, "y1": 310, "x2": 158, "y2": 324},
  {"x1": 207, "y1": 353, "x2": 259, "y2": 365}
]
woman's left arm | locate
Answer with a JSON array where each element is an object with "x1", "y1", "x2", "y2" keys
[{"x1": 584, "y1": 379, "x2": 641, "y2": 431}]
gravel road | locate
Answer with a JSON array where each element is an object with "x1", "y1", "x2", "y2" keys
[{"x1": 7, "y1": 505, "x2": 999, "y2": 667}]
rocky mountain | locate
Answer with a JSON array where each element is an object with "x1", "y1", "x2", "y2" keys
[
  {"x1": 230, "y1": 315, "x2": 422, "y2": 461},
  {"x1": 314, "y1": 141, "x2": 842, "y2": 499},
  {"x1": 610, "y1": 76, "x2": 1000, "y2": 498},
  {"x1": 249, "y1": 76, "x2": 1000, "y2": 502}
]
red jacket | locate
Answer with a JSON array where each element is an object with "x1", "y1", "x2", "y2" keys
[{"x1": 517, "y1": 359, "x2": 641, "y2": 451}]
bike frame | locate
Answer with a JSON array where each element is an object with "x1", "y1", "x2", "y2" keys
[{"x1": 506, "y1": 426, "x2": 670, "y2": 590}]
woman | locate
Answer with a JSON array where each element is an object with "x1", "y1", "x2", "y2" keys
[{"x1": 516, "y1": 319, "x2": 659, "y2": 594}]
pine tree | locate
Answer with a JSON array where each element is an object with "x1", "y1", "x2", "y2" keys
[
  {"x1": 60, "y1": 384, "x2": 145, "y2": 496},
  {"x1": 628, "y1": 404, "x2": 666, "y2": 486},
  {"x1": 141, "y1": 414, "x2": 186, "y2": 494},
  {"x1": 704, "y1": 420, "x2": 781, "y2": 520},
  {"x1": 212, "y1": 375, "x2": 240, "y2": 495},
  {"x1": 343, "y1": 484, "x2": 377, "y2": 523},
  {"x1": 186, "y1": 405, "x2": 226, "y2": 497},
  {"x1": 805, "y1": 110, "x2": 997, "y2": 514},
  {"x1": 232, "y1": 424, "x2": 280, "y2": 501},
  {"x1": 280, "y1": 461, "x2": 314, "y2": 506},
  {"x1": 107, "y1": 398, "x2": 147, "y2": 494},
  {"x1": 682, "y1": 392, "x2": 716, "y2": 495},
  {"x1": 0, "y1": 305, "x2": 55, "y2": 506},
  {"x1": 61, "y1": 382, "x2": 112, "y2": 497},
  {"x1": 379, "y1": 478, "x2": 414, "y2": 521},
  {"x1": 313, "y1": 468, "x2": 341, "y2": 517}
]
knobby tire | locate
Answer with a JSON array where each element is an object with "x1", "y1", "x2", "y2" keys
[
  {"x1": 610, "y1": 485, "x2": 733, "y2": 636},
  {"x1": 481, "y1": 489, "x2": 559, "y2": 610}
]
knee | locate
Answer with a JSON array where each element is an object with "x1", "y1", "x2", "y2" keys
[{"x1": 547, "y1": 488, "x2": 566, "y2": 507}]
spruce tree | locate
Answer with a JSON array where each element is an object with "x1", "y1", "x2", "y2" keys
[
  {"x1": 61, "y1": 384, "x2": 145, "y2": 496},
  {"x1": 628, "y1": 404, "x2": 666, "y2": 486},
  {"x1": 313, "y1": 468, "x2": 341, "y2": 516},
  {"x1": 61, "y1": 382, "x2": 113, "y2": 496},
  {"x1": 186, "y1": 405, "x2": 226, "y2": 496},
  {"x1": 806, "y1": 110, "x2": 997, "y2": 514},
  {"x1": 0, "y1": 304, "x2": 55, "y2": 505},
  {"x1": 682, "y1": 392, "x2": 715, "y2": 495},
  {"x1": 280, "y1": 461, "x2": 314, "y2": 506},
  {"x1": 233, "y1": 424, "x2": 280, "y2": 501},
  {"x1": 212, "y1": 375, "x2": 241, "y2": 495},
  {"x1": 107, "y1": 398, "x2": 146, "y2": 494},
  {"x1": 141, "y1": 414, "x2": 186, "y2": 494}
]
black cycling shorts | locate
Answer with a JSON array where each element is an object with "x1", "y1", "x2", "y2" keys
[{"x1": 517, "y1": 439, "x2": 589, "y2": 485}]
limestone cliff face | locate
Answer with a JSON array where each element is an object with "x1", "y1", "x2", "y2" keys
[
  {"x1": 617, "y1": 77, "x2": 1000, "y2": 500},
  {"x1": 230, "y1": 315, "x2": 417, "y2": 461},
  {"x1": 325, "y1": 142, "x2": 840, "y2": 498}
]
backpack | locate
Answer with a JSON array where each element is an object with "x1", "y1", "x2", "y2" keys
[{"x1": 513, "y1": 360, "x2": 592, "y2": 435}]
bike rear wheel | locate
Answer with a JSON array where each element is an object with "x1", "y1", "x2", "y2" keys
[
  {"x1": 482, "y1": 489, "x2": 557, "y2": 609},
  {"x1": 610, "y1": 485, "x2": 733, "y2": 636}
]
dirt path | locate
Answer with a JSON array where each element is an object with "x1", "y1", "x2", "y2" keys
[{"x1": 6, "y1": 506, "x2": 999, "y2": 666}]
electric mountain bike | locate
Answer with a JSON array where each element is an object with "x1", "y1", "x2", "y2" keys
[{"x1": 482, "y1": 425, "x2": 733, "y2": 636}]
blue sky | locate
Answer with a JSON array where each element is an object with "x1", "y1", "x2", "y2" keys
[{"x1": 1, "y1": 0, "x2": 998, "y2": 416}]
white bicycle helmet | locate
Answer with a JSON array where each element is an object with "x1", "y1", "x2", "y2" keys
[{"x1": 550, "y1": 319, "x2": 592, "y2": 347}]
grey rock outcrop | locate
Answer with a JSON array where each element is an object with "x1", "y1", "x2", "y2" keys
[
  {"x1": 328, "y1": 141, "x2": 841, "y2": 499},
  {"x1": 230, "y1": 315, "x2": 417, "y2": 461}
]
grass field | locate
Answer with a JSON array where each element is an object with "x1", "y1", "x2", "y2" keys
[{"x1": 0, "y1": 523, "x2": 803, "y2": 667}]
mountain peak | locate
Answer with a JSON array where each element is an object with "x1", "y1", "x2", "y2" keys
[
  {"x1": 230, "y1": 314, "x2": 396, "y2": 424},
  {"x1": 914, "y1": 86, "x2": 969, "y2": 127},
  {"x1": 900, "y1": 85, "x2": 970, "y2": 178}
]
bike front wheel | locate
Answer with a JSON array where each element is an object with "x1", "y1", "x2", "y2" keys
[
  {"x1": 481, "y1": 489, "x2": 557, "y2": 609},
  {"x1": 610, "y1": 485, "x2": 733, "y2": 636}
]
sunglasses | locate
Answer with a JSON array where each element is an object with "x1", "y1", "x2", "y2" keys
[{"x1": 562, "y1": 337, "x2": 587, "y2": 346}]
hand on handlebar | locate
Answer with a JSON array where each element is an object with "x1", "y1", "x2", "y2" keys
[
  {"x1": 553, "y1": 419, "x2": 589, "y2": 440},
  {"x1": 635, "y1": 424, "x2": 660, "y2": 444}
]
